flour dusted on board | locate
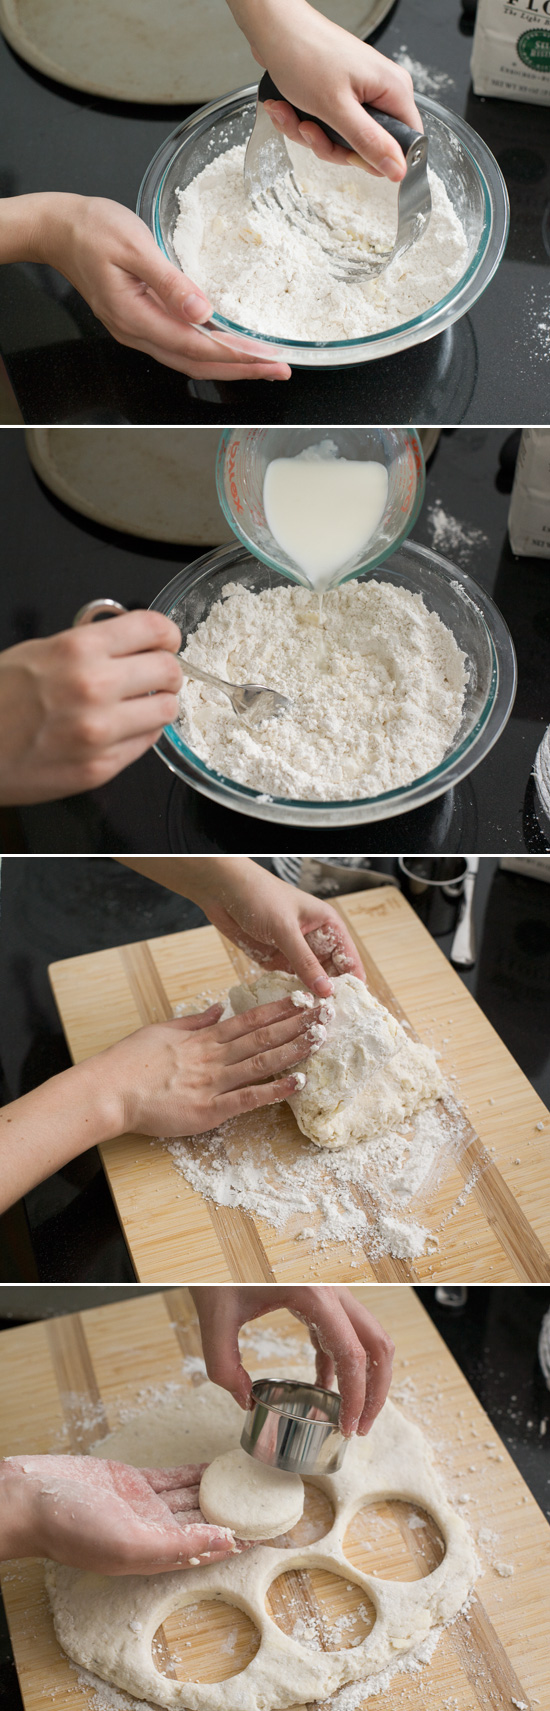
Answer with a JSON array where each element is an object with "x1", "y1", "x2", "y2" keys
[
  {"x1": 173, "y1": 143, "x2": 468, "y2": 339},
  {"x1": 176, "y1": 579, "x2": 468, "y2": 801}
]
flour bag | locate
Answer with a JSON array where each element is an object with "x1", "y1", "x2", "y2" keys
[{"x1": 471, "y1": 0, "x2": 550, "y2": 103}]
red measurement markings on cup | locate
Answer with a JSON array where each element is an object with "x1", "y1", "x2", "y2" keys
[
  {"x1": 399, "y1": 439, "x2": 417, "y2": 515},
  {"x1": 227, "y1": 439, "x2": 244, "y2": 514}
]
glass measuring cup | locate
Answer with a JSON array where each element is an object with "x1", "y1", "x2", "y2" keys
[{"x1": 215, "y1": 427, "x2": 425, "y2": 589}]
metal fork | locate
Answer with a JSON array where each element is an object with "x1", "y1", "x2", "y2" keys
[
  {"x1": 178, "y1": 658, "x2": 291, "y2": 725},
  {"x1": 72, "y1": 599, "x2": 290, "y2": 726}
]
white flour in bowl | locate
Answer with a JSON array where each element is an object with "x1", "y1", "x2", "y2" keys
[
  {"x1": 173, "y1": 141, "x2": 469, "y2": 340},
  {"x1": 176, "y1": 579, "x2": 468, "y2": 801}
]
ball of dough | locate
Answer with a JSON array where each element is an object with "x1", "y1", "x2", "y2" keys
[{"x1": 199, "y1": 1447, "x2": 304, "y2": 1540}]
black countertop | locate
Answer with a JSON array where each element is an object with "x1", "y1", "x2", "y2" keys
[
  {"x1": 1, "y1": 0, "x2": 549, "y2": 425},
  {"x1": 0, "y1": 1283, "x2": 549, "y2": 1711},
  {"x1": 1, "y1": 426, "x2": 549, "y2": 855},
  {"x1": 1, "y1": 854, "x2": 550, "y2": 1283}
]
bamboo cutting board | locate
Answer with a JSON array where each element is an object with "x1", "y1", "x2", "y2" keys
[
  {"x1": 0, "y1": 1287, "x2": 548, "y2": 1711},
  {"x1": 48, "y1": 886, "x2": 550, "y2": 1286}
]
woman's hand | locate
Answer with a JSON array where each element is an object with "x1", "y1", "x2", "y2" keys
[
  {"x1": 187, "y1": 860, "x2": 366, "y2": 1000},
  {"x1": 36, "y1": 194, "x2": 291, "y2": 382},
  {"x1": 0, "y1": 1456, "x2": 242, "y2": 1574},
  {"x1": 0, "y1": 993, "x2": 321, "y2": 1214},
  {"x1": 119, "y1": 859, "x2": 366, "y2": 1001},
  {"x1": 107, "y1": 993, "x2": 322, "y2": 1137},
  {"x1": 191, "y1": 1285, "x2": 394, "y2": 1437},
  {"x1": 227, "y1": 0, "x2": 421, "y2": 179},
  {"x1": 0, "y1": 611, "x2": 184, "y2": 804}
]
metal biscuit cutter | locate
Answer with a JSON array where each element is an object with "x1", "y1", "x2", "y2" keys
[
  {"x1": 245, "y1": 70, "x2": 431, "y2": 281},
  {"x1": 73, "y1": 599, "x2": 291, "y2": 726},
  {"x1": 240, "y1": 1379, "x2": 348, "y2": 1475}
]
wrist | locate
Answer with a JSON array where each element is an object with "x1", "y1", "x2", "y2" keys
[
  {"x1": 228, "y1": 0, "x2": 311, "y2": 57},
  {"x1": 31, "y1": 191, "x2": 85, "y2": 269},
  {"x1": 178, "y1": 857, "x2": 246, "y2": 908},
  {"x1": 68, "y1": 1055, "x2": 126, "y2": 1146},
  {"x1": 0, "y1": 192, "x2": 79, "y2": 266}
]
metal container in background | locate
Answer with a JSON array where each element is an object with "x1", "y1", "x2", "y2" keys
[
  {"x1": 273, "y1": 858, "x2": 398, "y2": 895},
  {"x1": 240, "y1": 1379, "x2": 347, "y2": 1475},
  {"x1": 398, "y1": 856, "x2": 468, "y2": 936}
]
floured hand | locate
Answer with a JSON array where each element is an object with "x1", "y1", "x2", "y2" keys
[
  {"x1": 187, "y1": 859, "x2": 366, "y2": 998},
  {"x1": 191, "y1": 1284, "x2": 394, "y2": 1437},
  {"x1": 0, "y1": 1455, "x2": 247, "y2": 1574}
]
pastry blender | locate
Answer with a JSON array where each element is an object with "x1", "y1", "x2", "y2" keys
[{"x1": 245, "y1": 71, "x2": 431, "y2": 281}]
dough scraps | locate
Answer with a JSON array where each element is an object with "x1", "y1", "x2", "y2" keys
[
  {"x1": 47, "y1": 1383, "x2": 477, "y2": 1711},
  {"x1": 200, "y1": 1448, "x2": 304, "y2": 1540},
  {"x1": 229, "y1": 972, "x2": 446, "y2": 1149}
]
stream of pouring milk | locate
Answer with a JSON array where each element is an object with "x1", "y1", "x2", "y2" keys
[{"x1": 263, "y1": 442, "x2": 389, "y2": 594}]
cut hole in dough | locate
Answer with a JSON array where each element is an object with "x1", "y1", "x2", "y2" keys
[
  {"x1": 266, "y1": 1567, "x2": 376, "y2": 1651},
  {"x1": 270, "y1": 1482, "x2": 334, "y2": 1549},
  {"x1": 153, "y1": 1599, "x2": 260, "y2": 1682},
  {"x1": 200, "y1": 1448, "x2": 304, "y2": 1540},
  {"x1": 344, "y1": 1500, "x2": 446, "y2": 1581}
]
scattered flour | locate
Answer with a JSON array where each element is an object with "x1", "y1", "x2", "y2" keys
[
  {"x1": 173, "y1": 140, "x2": 469, "y2": 340},
  {"x1": 426, "y1": 500, "x2": 489, "y2": 564},
  {"x1": 176, "y1": 579, "x2": 467, "y2": 802},
  {"x1": 477, "y1": 1526, "x2": 515, "y2": 1578},
  {"x1": 393, "y1": 47, "x2": 454, "y2": 96},
  {"x1": 166, "y1": 1067, "x2": 461, "y2": 1266},
  {"x1": 523, "y1": 283, "x2": 550, "y2": 362}
]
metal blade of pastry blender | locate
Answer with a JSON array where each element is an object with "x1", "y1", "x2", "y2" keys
[{"x1": 244, "y1": 71, "x2": 431, "y2": 280}]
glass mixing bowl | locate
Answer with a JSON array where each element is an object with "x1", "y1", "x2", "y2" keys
[
  {"x1": 215, "y1": 428, "x2": 425, "y2": 586},
  {"x1": 137, "y1": 89, "x2": 509, "y2": 367},
  {"x1": 150, "y1": 540, "x2": 517, "y2": 827}
]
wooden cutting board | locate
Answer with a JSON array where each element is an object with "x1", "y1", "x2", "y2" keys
[
  {"x1": 0, "y1": 1286, "x2": 548, "y2": 1711},
  {"x1": 48, "y1": 886, "x2": 550, "y2": 1286}
]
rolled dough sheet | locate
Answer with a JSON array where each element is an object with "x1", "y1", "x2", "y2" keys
[
  {"x1": 200, "y1": 1447, "x2": 304, "y2": 1539},
  {"x1": 47, "y1": 1382, "x2": 477, "y2": 1711},
  {"x1": 230, "y1": 972, "x2": 445, "y2": 1149},
  {"x1": 0, "y1": 1, "x2": 395, "y2": 103}
]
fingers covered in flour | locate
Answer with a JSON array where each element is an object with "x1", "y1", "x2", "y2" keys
[
  {"x1": 308, "y1": 1288, "x2": 395, "y2": 1435},
  {"x1": 190, "y1": 1286, "x2": 394, "y2": 1437}
]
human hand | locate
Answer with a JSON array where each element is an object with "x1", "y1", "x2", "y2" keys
[
  {"x1": 235, "y1": 0, "x2": 421, "y2": 180},
  {"x1": 36, "y1": 194, "x2": 291, "y2": 381},
  {"x1": 0, "y1": 1455, "x2": 243, "y2": 1574},
  {"x1": 190, "y1": 859, "x2": 366, "y2": 999},
  {"x1": 191, "y1": 1285, "x2": 394, "y2": 1437},
  {"x1": 102, "y1": 992, "x2": 321, "y2": 1138},
  {"x1": 0, "y1": 611, "x2": 185, "y2": 804}
]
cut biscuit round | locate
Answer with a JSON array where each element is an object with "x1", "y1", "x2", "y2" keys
[{"x1": 200, "y1": 1448, "x2": 304, "y2": 1541}]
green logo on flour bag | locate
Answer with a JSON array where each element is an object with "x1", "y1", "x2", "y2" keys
[{"x1": 517, "y1": 29, "x2": 550, "y2": 71}]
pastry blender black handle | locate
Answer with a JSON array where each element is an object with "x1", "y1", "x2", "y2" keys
[{"x1": 258, "y1": 69, "x2": 420, "y2": 157}]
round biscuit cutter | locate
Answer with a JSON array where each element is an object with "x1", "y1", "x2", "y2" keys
[{"x1": 240, "y1": 1378, "x2": 348, "y2": 1475}]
